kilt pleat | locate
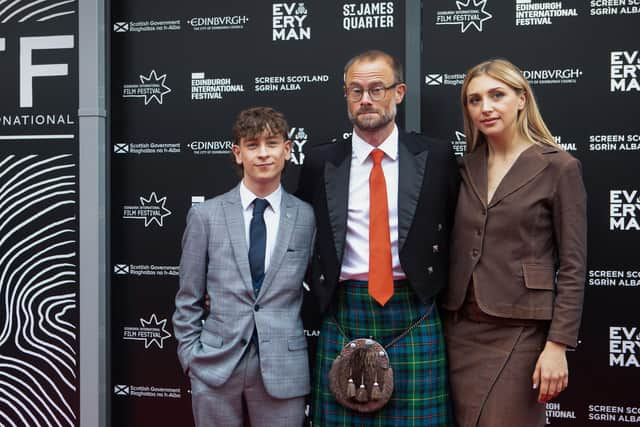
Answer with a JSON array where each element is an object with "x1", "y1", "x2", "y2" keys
[{"x1": 311, "y1": 280, "x2": 452, "y2": 426}]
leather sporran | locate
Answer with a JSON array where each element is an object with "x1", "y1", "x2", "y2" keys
[{"x1": 328, "y1": 338, "x2": 393, "y2": 413}]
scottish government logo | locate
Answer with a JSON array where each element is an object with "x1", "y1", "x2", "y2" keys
[
  {"x1": 113, "y1": 20, "x2": 180, "y2": 33},
  {"x1": 114, "y1": 384, "x2": 181, "y2": 399}
]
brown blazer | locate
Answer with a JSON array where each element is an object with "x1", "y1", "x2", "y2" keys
[{"x1": 442, "y1": 143, "x2": 587, "y2": 347}]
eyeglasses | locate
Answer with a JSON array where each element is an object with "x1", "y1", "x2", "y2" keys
[{"x1": 345, "y1": 82, "x2": 403, "y2": 102}]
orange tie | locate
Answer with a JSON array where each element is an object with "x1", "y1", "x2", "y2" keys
[{"x1": 368, "y1": 148, "x2": 394, "y2": 306}]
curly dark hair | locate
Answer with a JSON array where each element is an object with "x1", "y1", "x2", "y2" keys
[
  {"x1": 232, "y1": 106, "x2": 289, "y2": 146},
  {"x1": 230, "y1": 106, "x2": 290, "y2": 174}
]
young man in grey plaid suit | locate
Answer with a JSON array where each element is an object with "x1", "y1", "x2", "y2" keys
[{"x1": 173, "y1": 107, "x2": 315, "y2": 426}]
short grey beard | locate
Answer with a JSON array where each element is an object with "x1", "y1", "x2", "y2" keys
[{"x1": 348, "y1": 106, "x2": 396, "y2": 132}]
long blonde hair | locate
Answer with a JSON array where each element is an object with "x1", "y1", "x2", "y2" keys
[{"x1": 461, "y1": 58, "x2": 558, "y2": 153}]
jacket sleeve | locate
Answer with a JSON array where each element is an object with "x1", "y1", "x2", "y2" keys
[
  {"x1": 295, "y1": 148, "x2": 319, "y2": 204},
  {"x1": 172, "y1": 204, "x2": 209, "y2": 373},
  {"x1": 547, "y1": 157, "x2": 587, "y2": 348}
]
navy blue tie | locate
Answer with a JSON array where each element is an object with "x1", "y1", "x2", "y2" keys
[{"x1": 249, "y1": 198, "x2": 268, "y2": 296}]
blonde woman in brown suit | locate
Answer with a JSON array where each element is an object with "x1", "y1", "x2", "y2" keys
[{"x1": 441, "y1": 58, "x2": 587, "y2": 427}]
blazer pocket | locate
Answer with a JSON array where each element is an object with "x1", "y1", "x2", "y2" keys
[
  {"x1": 285, "y1": 248, "x2": 309, "y2": 263},
  {"x1": 288, "y1": 335, "x2": 308, "y2": 351},
  {"x1": 286, "y1": 247, "x2": 307, "y2": 255},
  {"x1": 200, "y1": 330, "x2": 223, "y2": 348},
  {"x1": 522, "y1": 264, "x2": 556, "y2": 290}
]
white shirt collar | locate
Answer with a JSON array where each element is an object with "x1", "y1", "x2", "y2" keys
[
  {"x1": 351, "y1": 124, "x2": 399, "y2": 165},
  {"x1": 239, "y1": 181, "x2": 282, "y2": 214}
]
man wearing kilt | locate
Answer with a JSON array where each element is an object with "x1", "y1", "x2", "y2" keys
[{"x1": 296, "y1": 50, "x2": 460, "y2": 426}]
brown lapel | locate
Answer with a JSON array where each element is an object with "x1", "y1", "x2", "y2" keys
[
  {"x1": 464, "y1": 143, "x2": 557, "y2": 207},
  {"x1": 462, "y1": 143, "x2": 489, "y2": 207}
]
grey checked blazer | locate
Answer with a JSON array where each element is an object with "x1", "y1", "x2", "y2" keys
[{"x1": 172, "y1": 185, "x2": 315, "y2": 399}]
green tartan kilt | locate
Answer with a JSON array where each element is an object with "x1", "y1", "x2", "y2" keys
[{"x1": 311, "y1": 280, "x2": 453, "y2": 426}]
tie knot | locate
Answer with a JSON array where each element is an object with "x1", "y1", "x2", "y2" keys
[
  {"x1": 253, "y1": 198, "x2": 269, "y2": 215},
  {"x1": 371, "y1": 148, "x2": 385, "y2": 165}
]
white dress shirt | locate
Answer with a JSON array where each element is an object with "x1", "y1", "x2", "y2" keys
[
  {"x1": 239, "y1": 182, "x2": 282, "y2": 272},
  {"x1": 340, "y1": 125, "x2": 406, "y2": 280}
]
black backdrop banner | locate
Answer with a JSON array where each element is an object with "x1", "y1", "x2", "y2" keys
[
  {"x1": 109, "y1": 1, "x2": 404, "y2": 425},
  {"x1": 422, "y1": 1, "x2": 639, "y2": 425},
  {"x1": 110, "y1": 1, "x2": 639, "y2": 426},
  {"x1": 0, "y1": 1, "x2": 79, "y2": 425}
]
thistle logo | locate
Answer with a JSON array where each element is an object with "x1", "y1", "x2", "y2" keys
[
  {"x1": 611, "y1": 51, "x2": 640, "y2": 92},
  {"x1": 609, "y1": 326, "x2": 640, "y2": 367},
  {"x1": 123, "y1": 314, "x2": 172, "y2": 349},
  {"x1": 122, "y1": 70, "x2": 172, "y2": 105},
  {"x1": 435, "y1": 0, "x2": 493, "y2": 32},
  {"x1": 272, "y1": 3, "x2": 310, "y2": 41},
  {"x1": 609, "y1": 190, "x2": 640, "y2": 231},
  {"x1": 123, "y1": 192, "x2": 172, "y2": 227},
  {"x1": 289, "y1": 127, "x2": 308, "y2": 165}
]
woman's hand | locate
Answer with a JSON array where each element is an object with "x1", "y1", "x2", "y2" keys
[{"x1": 532, "y1": 340, "x2": 568, "y2": 403}]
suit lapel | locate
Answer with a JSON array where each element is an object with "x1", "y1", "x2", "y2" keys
[
  {"x1": 462, "y1": 144, "x2": 489, "y2": 207},
  {"x1": 222, "y1": 186, "x2": 253, "y2": 295},
  {"x1": 488, "y1": 144, "x2": 553, "y2": 207},
  {"x1": 259, "y1": 192, "x2": 297, "y2": 299},
  {"x1": 324, "y1": 141, "x2": 351, "y2": 263},
  {"x1": 397, "y1": 136, "x2": 428, "y2": 250}
]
